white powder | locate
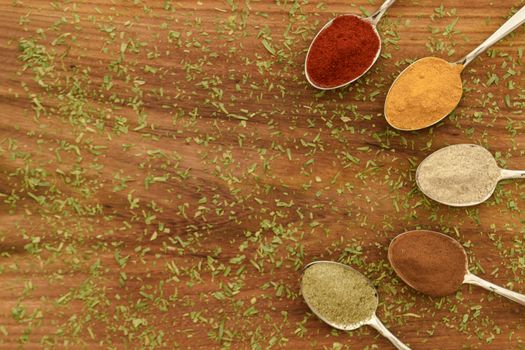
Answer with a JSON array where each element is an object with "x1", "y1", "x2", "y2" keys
[{"x1": 417, "y1": 144, "x2": 501, "y2": 206}]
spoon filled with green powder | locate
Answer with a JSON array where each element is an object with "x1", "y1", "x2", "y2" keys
[
  {"x1": 416, "y1": 144, "x2": 525, "y2": 207},
  {"x1": 301, "y1": 261, "x2": 410, "y2": 350}
]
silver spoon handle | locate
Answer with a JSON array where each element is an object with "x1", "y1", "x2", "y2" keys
[
  {"x1": 500, "y1": 169, "x2": 525, "y2": 180},
  {"x1": 368, "y1": 314, "x2": 411, "y2": 350},
  {"x1": 464, "y1": 273, "x2": 525, "y2": 306},
  {"x1": 458, "y1": 5, "x2": 525, "y2": 66},
  {"x1": 369, "y1": 0, "x2": 396, "y2": 25}
]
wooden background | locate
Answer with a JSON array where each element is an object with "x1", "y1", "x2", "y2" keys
[{"x1": 1, "y1": 0, "x2": 525, "y2": 349}]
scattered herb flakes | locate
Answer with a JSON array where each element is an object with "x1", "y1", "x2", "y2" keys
[{"x1": 0, "y1": 1, "x2": 523, "y2": 349}]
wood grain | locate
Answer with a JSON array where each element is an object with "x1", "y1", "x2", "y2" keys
[{"x1": 0, "y1": 0, "x2": 525, "y2": 349}]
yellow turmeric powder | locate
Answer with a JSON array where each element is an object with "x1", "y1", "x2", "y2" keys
[{"x1": 385, "y1": 57, "x2": 464, "y2": 131}]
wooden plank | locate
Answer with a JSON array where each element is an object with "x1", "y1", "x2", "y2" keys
[{"x1": 0, "y1": 0, "x2": 524, "y2": 349}]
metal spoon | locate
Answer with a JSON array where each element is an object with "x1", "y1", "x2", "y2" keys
[
  {"x1": 301, "y1": 261, "x2": 410, "y2": 350},
  {"x1": 416, "y1": 144, "x2": 525, "y2": 207},
  {"x1": 389, "y1": 230, "x2": 525, "y2": 306},
  {"x1": 385, "y1": 5, "x2": 525, "y2": 130},
  {"x1": 305, "y1": 0, "x2": 397, "y2": 90}
]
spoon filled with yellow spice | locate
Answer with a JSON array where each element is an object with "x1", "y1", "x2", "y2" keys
[{"x1": 385, "y1": 5, "x2": 525, "y2": 131}]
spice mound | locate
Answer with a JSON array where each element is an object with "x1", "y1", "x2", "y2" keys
[
  {"x1": 417, "y1": 144, "x2": 501, "y2": 206},
  {"x1": 385, "y1": 57, "x2": 463, "y2": 130},
  {"x1": 306, "y1": 15, "x2": 380, "y2": 88},
  {"x1": 388, "y1": 230, "x2": 467, "y2": 297},
  {"x1": 301, "y1": 263, "x2": 377, "y2": 326}
]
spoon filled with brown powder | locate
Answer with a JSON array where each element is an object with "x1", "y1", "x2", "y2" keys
[
  {"x1": 388, "y1": 230, "x2": 525, "y2": 306},
  {"x1": 384, "y1": 5, "x2": 525, "y2": 131},
  {"x1": 301, "y1": 261, "x2": 411, "y2": 350},
  {"x1": 416, "y1": 144, "x2": 525, "y2": 207}
]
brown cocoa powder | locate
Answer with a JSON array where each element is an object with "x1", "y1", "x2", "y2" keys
[{"x1": 388, "y1": 230, "x2": 467, "y2": 297}]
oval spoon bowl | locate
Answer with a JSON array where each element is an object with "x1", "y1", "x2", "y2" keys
[
  {"x1": 304, "y1": 15, "x2": 382, "y2": 91},
  {"x1": 384, "y1": 57, "x2": 464, "y2": 131},
  {"x1": 388, "y1": 230, "x2": 468, "y2": 296},
  {"x1": 301, "y1": 260, "x2": 377, "y2": 331},
  {"x1": 415, "y1": 144, "x2": 501, "y2": 207}
]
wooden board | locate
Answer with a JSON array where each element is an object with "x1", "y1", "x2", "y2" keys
[{"x1": 0, "y1": 0, "x2": 524, "y2": 349}]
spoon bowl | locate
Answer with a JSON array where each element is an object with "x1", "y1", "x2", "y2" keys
[
  {"x1": 388, "y1": 230, "x2": 468, "y2": 297},
  {"x1": 304, "y1": 16, "x2": 382, "y2": 90},
  {"x1": 416, "y1": 144, "x2": 525, "y2": 207},
  {"x1": 384, "y1": 57, "x2": 464, "y2": 131},
  {"x1": 305, "y1": 0, "x2": 396, "y2": 90},
  {"x1": 301, "y1": 261, "x2": 378, "y2": 331},
  {"x1": 301, "y1": 261, "x2": 411, "y2": 350},
  {"x1": 389, "y1": 230, "x2": 525, "y2": 306}
]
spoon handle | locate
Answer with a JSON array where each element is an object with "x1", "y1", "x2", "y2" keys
[
  {"x1": 464, "y1": 273, "x2": 525, "y2": 306},
  {"x1": 369, "y1": 0, "x2": 396, "y2": 25},
  {"x1": 368, "y1": 314, "x2": 411, "y2": 350},
  {"x1": 458, "y1": 5, "x2": 525, "y2": 67},
  {"x1": 500, "y1": 169, "x2": 525, "y2": 180}
]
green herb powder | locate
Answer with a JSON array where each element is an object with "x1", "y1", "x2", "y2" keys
[{"x1": 301, "y1": 263, "x2": 378, "y2": 326}]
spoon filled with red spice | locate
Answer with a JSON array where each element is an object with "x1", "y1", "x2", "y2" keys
[
  {"x1": 305, "y1": 0, "x2": 396, "y2": 90},
  {"x1": 388, "y1": 230, "x2": 525, "y2": 306}
]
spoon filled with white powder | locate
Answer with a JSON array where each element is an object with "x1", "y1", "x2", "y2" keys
[{"x1": 416, "y1": 144, "x2": 525, "y2": 207}]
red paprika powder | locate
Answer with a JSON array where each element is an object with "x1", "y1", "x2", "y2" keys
[{"x1": 306, "y1": 15, "x2": 381, "y2": 89}]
